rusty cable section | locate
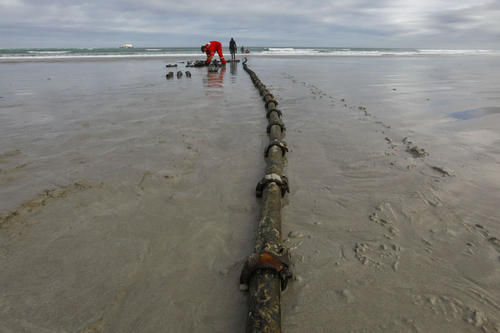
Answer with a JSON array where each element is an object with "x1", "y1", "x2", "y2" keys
[{"x1": 240, "y1": 58, "x2": 292, "y2": 333}]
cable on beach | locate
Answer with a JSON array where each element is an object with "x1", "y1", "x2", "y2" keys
[{"x1": 240, "y1": 57, "x2": 292, "y2": 333}]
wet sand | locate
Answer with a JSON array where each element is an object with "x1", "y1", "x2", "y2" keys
[{"x1": 1, "y1": 56, "x2": 500, "y2": 332}]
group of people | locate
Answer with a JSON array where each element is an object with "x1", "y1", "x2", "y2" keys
[{"x1": 201, "y1": 38, "x2": 248, "y2": 66}]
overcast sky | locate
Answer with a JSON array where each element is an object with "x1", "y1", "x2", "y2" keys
[{"x1": 1, "y1": 0, "x2": 499, "y2": 48}]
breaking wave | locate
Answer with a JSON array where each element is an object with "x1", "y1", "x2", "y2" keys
[{"x1": 1, "y1": 47, "x2": 499, "y2": 61}]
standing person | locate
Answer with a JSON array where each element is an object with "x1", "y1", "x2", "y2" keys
[
  {"x1": 241, "y1": 46, "x2": 244, "y2": 53},
  {"x1": 201, "y1": 41, "x2": 226, "y2": 65},
  {"x1": 229, "y1": 38, "x2": 237, "y2": 60}
]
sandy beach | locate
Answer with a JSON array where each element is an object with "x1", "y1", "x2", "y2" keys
[{"x1": 1, "y1": 55, "x2": 500, "y2": 332}]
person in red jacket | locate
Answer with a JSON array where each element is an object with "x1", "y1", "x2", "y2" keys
[{"x1": 201, "y1": 41, "x2": 226, "y2": 65}]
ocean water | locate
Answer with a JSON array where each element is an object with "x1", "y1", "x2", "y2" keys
[{"x1": 0, "y1": 46, "x2": 499, "y2": 61}]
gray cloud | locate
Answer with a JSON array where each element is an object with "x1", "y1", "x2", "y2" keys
[{"x1": 0, "y1": 0, "x2": 499, "y2": 47}]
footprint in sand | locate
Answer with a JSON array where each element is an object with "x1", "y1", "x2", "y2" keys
[
  {"x1": 473, "y1": 224, "x2": 500, "y2": 252},
  {"x1": 431, "y1": 165, "x2": 455, "y2": 177},
  {"x1": 413, "y1": 294, "x2": 499, "y2": 331},
  {"x1": 368, "y1": 202, "x2": 401, "y2": 240},
  {"x1": 354, "y1": 241, "x2": 401, "y2": 271}
]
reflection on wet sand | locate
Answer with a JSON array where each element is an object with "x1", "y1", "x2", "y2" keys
[
  {"x1": 450, "y1": 106, "x2": 500, "y2": 120},
  {"x1": 203, "y1": 66, "x2": 226, "y2": 94},
  {"x1": 229, "y1": 62, "x2": 238, "y2": 83},
  {"x1": 230, "y1": 62, "x2": 238, "y2": 75}
]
